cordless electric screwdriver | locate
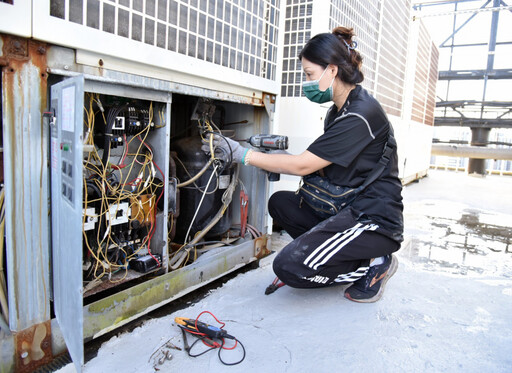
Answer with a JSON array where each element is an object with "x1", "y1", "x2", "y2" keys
[
  {"x1": 246, "y1": 134, "x2": 289, "y2": 151},
  {"x1": 244, "y1": 134, "x2": 289, "y2": 181}
]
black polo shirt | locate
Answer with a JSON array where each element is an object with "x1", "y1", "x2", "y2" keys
[{"x1": 307, "y1": 85, "x2": 404, "y2": 242}]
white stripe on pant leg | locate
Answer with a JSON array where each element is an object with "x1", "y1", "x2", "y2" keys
[
  {"x1": 312, "y1": 226, "x2": 368, "y2": 270},
  {"x1": 334, "y1": 266, "x2": 369, "y2": 283},
  {"x1": 312, "y1": 224, "x2": 379, "y2": 270},
  {"x1": 303, "y1": 232, "x2": 343, "y2": 267},
  {"x1": 303, "y1": 223, "x2": 363, "y2": 268},
  {"x1": 307, "y1": 224, "x2": 369, "y2": 270}
]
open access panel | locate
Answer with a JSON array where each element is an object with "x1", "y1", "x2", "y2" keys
[{"x1": 50, "y1": 75, "x2": 272, "y2": 371}]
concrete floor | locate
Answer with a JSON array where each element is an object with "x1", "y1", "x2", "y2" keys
[{"x1": 58, "y1": 169, "x2": 512, "y2": 373}]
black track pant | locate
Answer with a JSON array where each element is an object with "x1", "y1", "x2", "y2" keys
[{"x1": 268, "y1": 191, "x2": 400, "y2": 288}]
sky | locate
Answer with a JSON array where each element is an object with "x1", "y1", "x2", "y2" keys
[
  {"x1": 412, "y1": 1, "x2": 512, "y2": 146},
  {"x1": 414, "y1": 0, "x2": 512, "y2": 105}
]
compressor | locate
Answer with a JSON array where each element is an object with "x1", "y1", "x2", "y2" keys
[{"x1": 173, "y1": 136, "x2": 234, "y2": 243}]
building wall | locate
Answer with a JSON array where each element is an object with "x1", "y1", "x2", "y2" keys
[
  {"x1": 280, "y1": 0, "x2": 313, "y2": 98},
  {"x1": 329, "y1": 1, "x2": 381, "y2": 94}
]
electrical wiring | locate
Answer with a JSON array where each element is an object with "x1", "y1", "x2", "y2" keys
[
  {"x1": 174, "y1": 157, "x2": 219, "y2": 195},
  {"x1": 193, "y1": 238, "x2": 238, "y2": 254},
  {"x1": 183, "y1": 164, "x2": 219, "y2": 244},
  {"x1": 82, "y1": 96, "x2": 165, "y2": 286},
  {"x1": 168, "y1": 107, "x2": 247, "y2": 270}
]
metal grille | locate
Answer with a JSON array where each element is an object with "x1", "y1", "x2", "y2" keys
[
  {"x1": 329, "y1": 0, "x2": 410, "y2": 117},
  {"x1": 412, "y1": 20, "x2": 437, "y2": 125},
  {"x1": 49, "y1": 0, "x2": 280, "y2": 80},
  {"x1": 374, "y1": 0, "x2": 410, "y2": 117},
  {"x1": 329, "y1": 0, "x2": 380, "y2": 95},
  {"x1": 425, "y1": 39, "x2": 439, "y2": 125},
  {"x1": 280, "y1": 0, "x2": 312, "y2": 97}
]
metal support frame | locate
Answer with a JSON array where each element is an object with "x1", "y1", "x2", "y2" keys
[
  {"x1": 438, "y1": 69, "x2": 512, "y2": 80},
  {"x1": 418, "y1": 0, "x2": 512, "y2": 174},
  {"x1": 468, "y1": 128, "x2": 492, "y2": 174},
  {"x1": 434, "y1": 118, "x2": 512, "y2": 128}
]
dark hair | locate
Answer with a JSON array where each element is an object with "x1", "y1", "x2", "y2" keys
[{"x1": 299, "y1": 26, "x2": 364, "y2": 84}]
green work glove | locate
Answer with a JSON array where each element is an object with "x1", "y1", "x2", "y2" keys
[{"x1": 201, "y1": 134, "x2": 249, "y2": 164}]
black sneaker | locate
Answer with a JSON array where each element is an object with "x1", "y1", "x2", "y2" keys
[{"x1": 344, "y1": 254, "x2": 398, "y2": 303}]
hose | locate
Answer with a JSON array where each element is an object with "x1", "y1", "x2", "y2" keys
[{"x1": 176, "y1": 158, "x2": 215, "y2": 188}]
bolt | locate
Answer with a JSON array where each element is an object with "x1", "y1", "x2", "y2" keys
[
  {"x1": 20, "y1": 351, "x2": 28, "y2": 359},
  {"x1": 37, "y1": 46, "x2": 46, "y2": 54},
  {"x1": 64, "y1": 65, "x2": 69, "y2": 70},
  {"x1": 99, "y1": 59, "x2": 104, "y2": 67},
  {"x1": 13, "y1": 40, "x2": 22, "y2": 50}
]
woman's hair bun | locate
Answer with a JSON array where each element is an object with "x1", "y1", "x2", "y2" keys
[
  {"x1": 299, "y1": 25, "x2": 364, "y2": 84},
  {"x1": 332, "y1": 26, "x2": 355, "y2": 45}
]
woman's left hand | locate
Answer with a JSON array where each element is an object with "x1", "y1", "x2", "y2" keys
[{"x1": 201, "y1": 134, "x2": 249, "y2": 163}]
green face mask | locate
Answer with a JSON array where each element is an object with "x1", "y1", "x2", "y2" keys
[{"x1": 302, "y1": 66, "x2": 335, "y2": 103}]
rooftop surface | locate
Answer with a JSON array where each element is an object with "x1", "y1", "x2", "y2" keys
[{"x1": 58, "y1": 169, "x2": 512, "y2": 372}]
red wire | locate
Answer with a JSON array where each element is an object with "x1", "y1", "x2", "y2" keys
[
  {"x1": 193, "y1": 311, "x2": 238, "y2": 350},
  {"x1": 152, "y1": 159, "x2": 165, "y2": 179},
  {"x1": 221, "y1": 339, "x2": 238, "y2": 350},
  {"x1": 120, "y1": 133, "x2": 164, "y2": 267},
  {"x1": 146, "y1": 187, "x2": 164, "y2": 267},
  {"x1": 195, "y1": 311, "x2": 226, "y2": 329}
]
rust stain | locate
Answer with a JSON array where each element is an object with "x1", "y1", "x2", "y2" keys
[
  {"x1": 14, "y1": 321, "x2": 53, "y2": 373},
  {"x1": 251, "y1": 92, "x2": 264, "y2": 106},
  {"x1": 2, "y1": 35, "x2": 29, "y2": 60},
  {"x1": 2, "y1": 34, "x2": 49, "y2": 321},
  {"x1": 254, "y1": 235, "x2": 271, "y2": 259},
  {"x1": 263, "y1": 93, "x2": 276, "y2": 105}
]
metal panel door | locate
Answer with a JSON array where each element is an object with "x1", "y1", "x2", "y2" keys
[{"x1": 50, "y1": 75, "x2": 84, "y2": 372}]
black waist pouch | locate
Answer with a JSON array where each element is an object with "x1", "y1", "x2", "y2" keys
[
  {"x1": 297, "y1": 131, "x2": 396, "y2": 220},
  {"x1": 297, "y1": 174, "x2": 362, "y2": 219}
]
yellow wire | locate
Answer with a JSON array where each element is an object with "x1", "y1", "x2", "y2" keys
[{"x1": 83, "y1": 99, "x2": 163, "y2": 283}]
